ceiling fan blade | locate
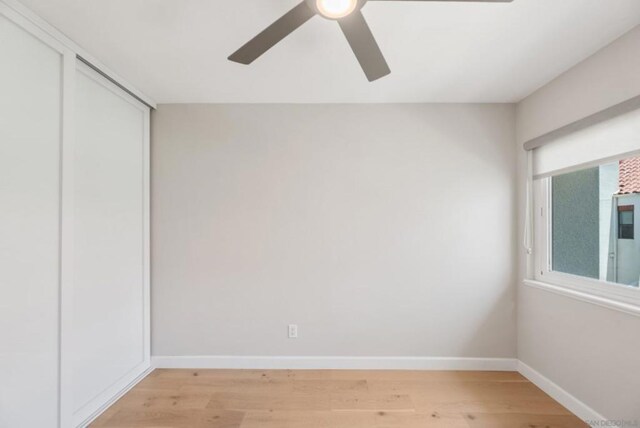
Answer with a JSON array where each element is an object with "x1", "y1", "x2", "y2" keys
[
  {"x1": 229, "y1": 2, "x2": 316, "y2": 65},
  {"x1": 338, "y1": 11, "x2": 390, "y2": 82}
]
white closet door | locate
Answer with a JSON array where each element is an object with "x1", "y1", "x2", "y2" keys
[
  {"x1": 0, "y1": 10, "x2": 65, "y2": 428},
  {"x1": 72, "y1": 62, "x2": 150, "y2": 426}
]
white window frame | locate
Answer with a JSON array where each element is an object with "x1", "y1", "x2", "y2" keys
[{"x1": 532, "y1": 174, "x2": 640, "y2": 314}]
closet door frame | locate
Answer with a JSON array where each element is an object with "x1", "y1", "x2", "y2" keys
[
  {"x1": 0, "y1": 0, "x2": 156, "y2": 108},
  {"x1": 1, "y1": 2, "x2": 153, "y2": 427},
  {"x1": 72, "y1": 61, "x2": 151, "y2": 428}
]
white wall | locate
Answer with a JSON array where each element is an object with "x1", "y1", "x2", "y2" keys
[
  {"x1": 151, "y1": 103, "x2": 517, "y2": 360},
  {"x1": 516, "y1": 25, "x2": 640, "y2": 421}
]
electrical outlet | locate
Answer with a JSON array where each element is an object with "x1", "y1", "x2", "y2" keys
[{"x1": 288, "y1": 324, "x2": 298, "y2": 339}]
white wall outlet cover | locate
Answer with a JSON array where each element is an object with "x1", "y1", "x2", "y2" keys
[{"x1": 288, "y1": 324, "x2": 298, "y2": 339}]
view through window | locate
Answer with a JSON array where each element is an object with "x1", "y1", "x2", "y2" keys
[{"x1": 551, "y1": 156, "x2": 640, "y2": 288}]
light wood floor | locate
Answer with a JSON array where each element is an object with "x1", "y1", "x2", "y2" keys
[{"x1": 91, "y1": 369, "x2": 587, "y2": 427}]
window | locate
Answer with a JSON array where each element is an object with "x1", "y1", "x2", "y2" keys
[
  {"x1": 528, "y1": 103, "x2": 640, "y2": 310},
  {"x1": 535, "y1": 155, "x2": 640, "y2": 291},
  {"x1": 618, "y1": 206, "x2": 634, "y2": 239}
]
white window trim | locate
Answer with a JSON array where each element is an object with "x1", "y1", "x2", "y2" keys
[{"x1": 530, "y1": 177, "x2": 640, "y2": 317}]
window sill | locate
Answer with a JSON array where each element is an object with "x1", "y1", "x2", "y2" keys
[{"x1": 523, "y1": 279, "x2": 640, "y2": 318}]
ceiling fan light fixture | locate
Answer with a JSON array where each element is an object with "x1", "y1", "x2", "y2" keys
[
  {"x1": 229, "y1": 0, "x2": 515, "y2": 81},
  {"x1": 316, "y1": 0, "x2": 358, "y2": 19}
]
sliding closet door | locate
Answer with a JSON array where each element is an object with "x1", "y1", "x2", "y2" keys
[
  {"x1": 0, "y1": 10, "x2": 66, "y2": 428},
  {"x1": 71, "y1": 62, "x2": 150, "y2": 426}
]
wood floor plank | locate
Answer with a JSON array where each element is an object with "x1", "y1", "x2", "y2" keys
[
  {"x1": 96, "y1": 409, "x2": 245, "y2": 428},
  {"x1": 239, "y1": 410, "x2": 378, "y2": 428},
  {"x1": 463, "y1": 412, "x2": 588, "y2": 427},
  {"x1": 291, "y1": 379, "x2": 369, "y2": 394},
  {"x1": 179, "y1": 378, "x2": 294, "y2": 395},
  {"x1": 373, "y1": 410, "x2": 471, "y2": 428},
  {"x1": 330, "y1": 392, "x2": 414, "y2": 412},
  {"x1": 207, "y1": 390, "x2": 331, "y2": 411},
  {"x1": 241, "y1": 410, "x2": 471, "y2": 428},
  {"x1": 111, "y1": 389, "x2": 212, "y2": 410},
  {"x1": 90, "y1": 369, "x2": 586, "y2": 427},
  {"x1": 326, "y1": 370, "x2": 527, "y2": 383},
  {"x1": 371, "y1": 379, "x2": 572, "y2": 415},
  {"x1": 154, "y1": 369, "x2": 334, "y2": 381}
]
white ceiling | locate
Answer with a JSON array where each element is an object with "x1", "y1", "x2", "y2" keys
[{"x1": 19, "y1": 0, "x2": 640, "y2": 103}]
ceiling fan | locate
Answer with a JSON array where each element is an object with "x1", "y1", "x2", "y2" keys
[{"x1": 228, "y1": 0, "x2": 514, "y2": 82}]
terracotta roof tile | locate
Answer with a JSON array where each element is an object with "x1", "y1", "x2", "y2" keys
[{"x1": 618, "y1": 156, "x2": 640, "y2": 194}]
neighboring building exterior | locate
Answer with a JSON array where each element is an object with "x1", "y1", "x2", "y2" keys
[
  {"x1": 607, "y1": 157, "x2": 640, "y2": 286},
  {"x1": 551, "y1": 157, "x2": 640, "y2": 287},
  {"x1": 599, "y1": 162, "x2": 619, "y2": 282},
  {"x1": 551, "y1": 157, "x2": 640, "y2": 288},
  {"x1": 552, "y1": 167, "x2": 600, "y2": 279}
]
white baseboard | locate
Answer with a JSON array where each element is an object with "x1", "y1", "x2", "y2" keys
[
  {"x1": 152, "y1": 355, "x2": 518, "y2": 371},
  {"x1": 517, "y1": 361, "x2": 606, "y2": 424},
  {"x1": 77, "y1": 366, "x2": 153, "y2": 428}
]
